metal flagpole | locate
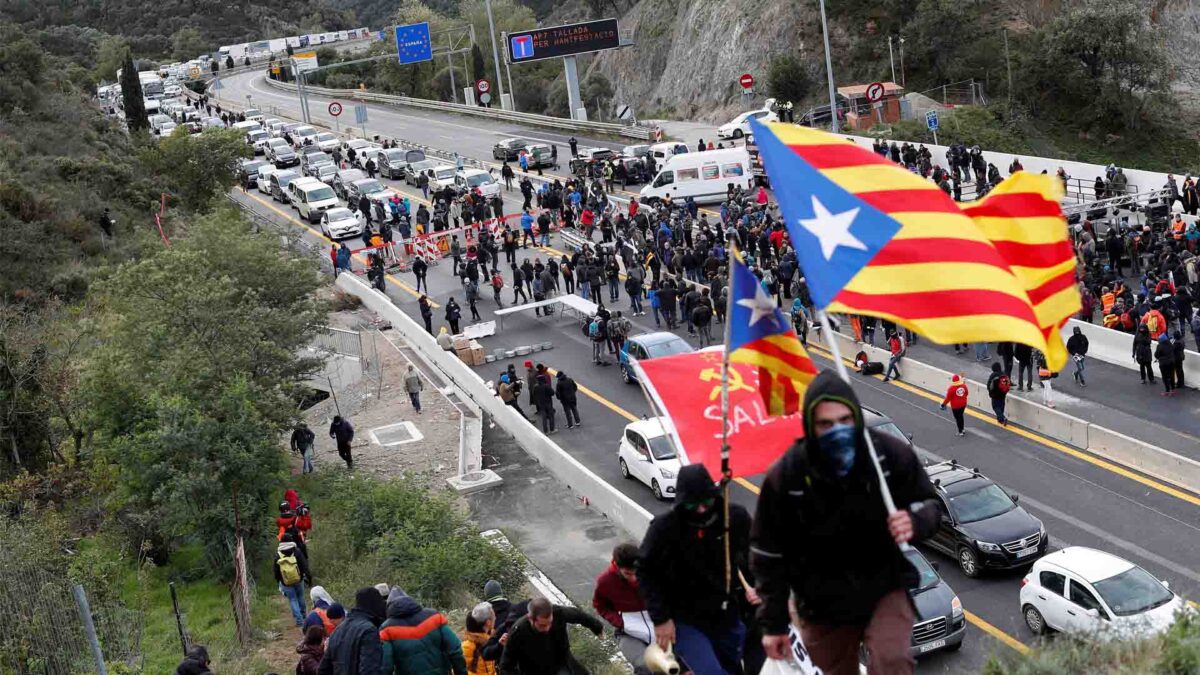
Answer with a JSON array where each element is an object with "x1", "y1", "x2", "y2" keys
[
  {"x1": 816, "y1": 309, "x2": 909, "y2": 550},
  {"x1": 720, "y1": 248, "x2": 739, "y2": 600}
]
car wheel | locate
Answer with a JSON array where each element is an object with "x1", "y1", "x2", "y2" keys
[
  {"x1": 1023, "y1": 604, "x2": 1047, "y2": 635},
  {"x1": 621, "y1": 365, "x2": 632, "y2": 384},
  {"x1": 651, "y1": 479, "x2": 664, "y2": 500},
  {"x1": 619, "y1": 458, "x2": 631, "y2": 479},
  {"x1": 958, "y1": 547, "x2": 981, "y2": 578},
  {"x1": 946, "y1": 640, "x2": 963, "y2": 652},
  {"x1": 733, "y1": 129, "x2": 744, "y2": 139}
]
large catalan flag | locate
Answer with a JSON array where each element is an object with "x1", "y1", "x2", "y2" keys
[
  {"x1": 727, "y1": 246, "x2": 818, "y2": 415},
  {"x1": 748, "y1": 120, "x2": 1079, "y2": 370}
]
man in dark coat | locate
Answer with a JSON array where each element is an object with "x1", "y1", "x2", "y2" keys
[
  {"x1": 555, "y1": 371, "x2": 581, "y2": 429},
  {"x1": 328, "y1": 416, "x2": 355, "y2": 469},
  {"x1": 318, "y1": 587, "x2": 387, "y2": 675},
  {"x1": 498, "y1": 598, "x2": 602, "y2": 675},
  {"x1": 638, "y1": 464, "x2": 756, "y2": 674},
  {"x1": 751, "y1": 371, "x2": 940, "y2": 675}
]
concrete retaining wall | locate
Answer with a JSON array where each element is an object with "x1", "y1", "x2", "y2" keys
[
  {"x1": 1060, "y1": 319, "x2": 1200, "y2": 389},
  {"x1": 811, "y1": 328, "x2": 1199, "y2": 494},
  {"x1": 336, "y1": 274, "x2": 655, "y2": 539}
]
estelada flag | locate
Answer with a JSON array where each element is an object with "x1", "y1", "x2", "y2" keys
[
  {"x1": 749, "y1": 119, "x2": 1079, "y2": 371},
  {"x1": 634, "y1": 348, "x2": 806, "y2": 479}
]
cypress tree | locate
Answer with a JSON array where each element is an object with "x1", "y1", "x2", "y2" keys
[{"x1": 120, "y1": 51, "x2": 148, "y2": 132}]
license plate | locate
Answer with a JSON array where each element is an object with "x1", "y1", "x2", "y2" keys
[
  {"x1": 1016, "y1": 546, "x2": 1038, "y2": 558},
  {"x1": 919, "y1": 639, "x2": 947, "y2": 653}
]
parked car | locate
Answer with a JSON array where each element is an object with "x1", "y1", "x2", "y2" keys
[
  {"x1": 255, "y1": 165, "x2": 279, "y2": 193},
  {"x1": 238, "y1": 159, "x2": 270, "y2": 189},
  {"x1": 291, "y1": 125, "x2": 319, "y2": 148},
  {"x1": 377, "y1": 148, "x2": 411, "y2": 180},
  {"x1": 314, "y1": 132, "x2": 340, "y2": 152},
  {"x1": 617, "y1": 417, "x2": 680, "y2": 500},
  {"x1": 268, "y1": 140, "x2": 299, "y2": 168},
  {"x1": 618, "y1": 332, "x2": 694, "y2": 384},
  {"x1": 921, "y1": 460, "x2": 1048, "y2": 578},
  {"x1": 621, "y1": 144, "x2": 651, "y2": 159},
  {"x1": 312, "y1": 162, "x2": 338, "y2": 185},
  {"x1": 353, "y1": 143, "x2": 384, "y2": 170},
  {"x1": 523, "y1": 143, "x2": 556, "y2": 169},
  {"x1": 428, "y1": 164, "x2": 457, "y2": 189},
  {"x1": 454, "y1": 168, "x2": 500, "y2": 199},
  {"x1": 242, "y1": 108, "x2": 264, "y2": 123},
  {"x1": 404, "y1": 159, "x2": 439, "y2": 186},
  {"x1": 320, "y1": 207, "x2": 363, "y2": 240},
  {"x1": 300, "y1": 150, "x2": 332, "y2": 175},
  {"x1": 1020, "y1": 547, "x2": 1189, "y2": 640},
  {"x1": 289, "y1": 178, "x2": 340, "y2": 223},
  {"x1": 269, "y1": 169, "x2": 301, "y2": 203},
  {"x1": 332, "y1": 168, "x2": 367, "y2": 199},
  {"x1": 492, "y1": 137, "x2": 527, "y2": 160},
  {"x1": 246, "y1": 129, "x2": 271, "y2": 155},
  {"x1": 905, "y1": 549, "x2": 966, "y2": 657},
  {"x1": 345, "y1": 178, "x2": 389, "y2": 204}
]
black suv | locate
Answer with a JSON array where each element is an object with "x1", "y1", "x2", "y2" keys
[{"x1": 922, "y1": 460, "x2": 1047, "y2": 578}]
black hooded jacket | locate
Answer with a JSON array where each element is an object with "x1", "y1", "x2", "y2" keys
[
  {"x1": 637, "y1": 464, "x2": 752, "y2": 629},
  {"x1": 318, "y1": 588, "x2": 387, "y2": 675},
  {"x1": 750, "y1": 371, "x2": 940, "y2": 631}
]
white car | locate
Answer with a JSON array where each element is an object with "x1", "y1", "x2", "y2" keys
[
  {"x1": 1020, "y1": 547, "x2": 1188, "y2": 640},
  {"x1": 291, "y1": 125, "x2": 319, "y2": 148},
  {"x1": 429, "y1": 164, "x2": 457, "y2": 189},
  {"x1": 320, "y1": 207, "x2": 363, "y2": 240},
  {"x1": 314, "y1": 132, "x2": 340, "y2": 152},
  {"x1": 455, "y1": 169, "x2": 500, "y2": 199},
  {"x1": 617, "y1": 418, "x2": 681, "y2": 501},
  {"x1": 246, "y1": 129, "x2": 271, "y2": 154},
  {"x1": 243, "y1": 108, "x2": 265, "y2": 123},
  {"x1": 341, "y1": 137, "x2": 373, "y2": 155},
  {"x1": 716, "y1": 108, "x2": 778, "y2": 139}
]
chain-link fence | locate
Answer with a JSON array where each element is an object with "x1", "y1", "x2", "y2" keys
[
  {"x1": 308, "y1": 325, "x2": 382, "y2": 421},
  {"x1": 0, "y1": 567, "x2": 142, "y2": 674}
]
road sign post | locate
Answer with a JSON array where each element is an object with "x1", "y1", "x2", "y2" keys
[
  {"x1": 328, "y1": 101, "x2": 343, "y2": 132},
  {"x1": 867, "y1": 81, "x2": 886, "y2": 123},
  {"x1": 925, "y1": 110, "x2": 939, "y2": 145},
  {"x1": 739, "y1": 73, "x2": 755, "y2": 89},
  {"x1": 355, "y1": 104, "x2": 368, "y2": 138}
]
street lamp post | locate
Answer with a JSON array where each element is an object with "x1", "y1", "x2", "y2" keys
[
  {"x1": 817, "y1": 0, "x2": 839, "y2": 133},
  {"x1": 483, "y1": 0, "x2": 508, "y2": 109},
  {"x1": 888, "y1": 36, "x2": 897, "y2": 84},
  {"x1": 899, "y1": 36, "x2": 906, "y2": 88}
]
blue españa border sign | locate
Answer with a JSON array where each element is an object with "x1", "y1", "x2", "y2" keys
[{"x1": 395, "y1": 22, "x2": 433, "y2": 65}]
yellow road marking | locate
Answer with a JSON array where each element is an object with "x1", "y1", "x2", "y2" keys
[
  {"x1": 242, "y1": 191, "x2": 437, "y2": 307},
  {"x1": 965, "y1": 611, "x2": 1030, "y2": 654},
  {"x1": 544, "y1": 367, "x2": 637, "y2": 422},
  {"x1": 804, "y1": 343, "x2": 1200, "y2": 507}
]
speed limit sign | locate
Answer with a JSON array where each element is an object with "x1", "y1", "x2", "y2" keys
[
  {"x1": 475, "y1": 79, "x2": 491, "y2": 94},
  {"x1": 328, "y1": 101, "x2": 343, "y2": 117}
]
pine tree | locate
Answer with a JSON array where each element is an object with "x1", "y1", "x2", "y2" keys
[{"x1": 120, "y1": 51, "x2": 148, "y2": 132}]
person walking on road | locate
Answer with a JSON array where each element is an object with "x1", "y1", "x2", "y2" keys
[
  {"x1": 940, "y1": 374, "x2": 969, "y2": 436},
  {"x1": 329, "y1": 415, "x2": 355, "y2": 470},
  {"x1": 498, "y1": 374, "x2": 527, "y2": 420},
  {"x1": 403, "y1": 364, "x2": 424, "y2": 413},
  {"x1": 751, "y1": 371, "x2": 941, "y2": 675},
  {"x1": 1173, "y1": 330, "x2": 1187, "y2": 389},
  {"x1": 412, "y1": 257, "x2": 429, "y2": 294},
  {"x1": 1134, "y1": 325, "x2": 1155, "y2": 384},
  {"x1": 291, "y1": 423, "x2": 316, "y2": 474},
  {"x1": 986, "y1": 362, "x2": 1012, "y2": 426},
  {"x1": 419, "y1": 295, "x2": 434, "y2": 335},
  {"x1": 568, "y1": 136, "x2": 578, "y2": 157},
  {"x1": 1156, "y1": 334, "x2": 1177, "y2": 395},
  {"x1": 445, "y1": 297, "x2": 463, "y2": 335},
  {"x1": 501, "y1": 162, "x2": 514, "y2": 191},
  {"x1": 555, "y1": 371, "x2": 581, "y2": 429},
  {"x1": 882, "y1": 330, "x2": 904, "y2": 382},
  {"x1": 1066, "y1": 326, "x2": 1089, "y2": 386},
  {"x1": 535, "y1": 374, "x2": 557, "y2": 434}
]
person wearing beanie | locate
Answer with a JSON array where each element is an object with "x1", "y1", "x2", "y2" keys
[
  {"x1": 480, "y1": 581, "x2": 513, "y2": 662},
  {"x1": 327, "y1": 603, "x2": 346, "y2": 630},
  {"x1": 375, "y1": 583, "x2": 390, "y2": 597},
  {"x1": 1155, "y1": 332, "x2": 1177, "y2": 395},
  {"x1": 379, "y1": 586, "x2": 467, "y2": 674},
  {"x1": 939, "y1": 374, "x2": 969, "y2": 436},
  {"x1": 318, "y1": 588, "x2": 386, "y2": 674}
]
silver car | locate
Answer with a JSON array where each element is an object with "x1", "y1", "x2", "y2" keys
[{"x1": 333, "y1": 168, "x2": 367, "y2": 199}]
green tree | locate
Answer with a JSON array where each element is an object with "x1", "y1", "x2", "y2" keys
[
  {"x1": 470, "y1": 44, "x2": 487, "y2": 85},
  {"x1": 904, "y1": 0, "x2": 999, "y2": 88},
  {"x1": 139, "y1": 127, "x2": 251, "y2": 211},
  {"x1": 767, "y1": 53, "x2": 812, "y2": 106},
  {"x1": 93, "y1": 35, "x2": 129, "y2": 84},
  {"x1": 119, "y1": 51, "x2": 148, "y2": 132},
  {"x1": 170, "y1": 27, "x2": 209, "y2": 63},
  {"x1": 582, "y1": 72, "x2": 614, "y2": 120},
  {"x1": 0, "y1": 28, "x2": 46, "y2": 115}
]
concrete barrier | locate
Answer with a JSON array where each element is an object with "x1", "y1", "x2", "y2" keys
[
  {"x1": 1061, "y1": 319, "x2": 1200, "y2": 390},
  {"x1": 1086, "y1": 425, "x2": 1200, "y2": 492},
  {"x1": 336, "y1": 274, "x2": 655, "y2": 538}
]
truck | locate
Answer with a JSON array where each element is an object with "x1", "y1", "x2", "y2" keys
[
  {"x1": 218, "y1": 44, "x2": 248, "y2": 62},
  {"x1": 268, "y1": 38, "x2": 288, "y2": 55}
]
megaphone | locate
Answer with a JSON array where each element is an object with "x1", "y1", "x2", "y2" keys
[{"x1": 643, "y1": 642, "x2": 681, "y2": 675}]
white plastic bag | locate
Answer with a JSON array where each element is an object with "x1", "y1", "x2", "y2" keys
[{"x1": 758, "y1": 625, "x2": 823, "y2": 675}]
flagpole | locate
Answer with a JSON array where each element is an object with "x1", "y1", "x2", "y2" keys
[
  {"x1": 816, "y1": 309, "x2": 910, "y2": 551},
  {"x1": 720, "y1": 248, "x2": 738, "y2": 601}
]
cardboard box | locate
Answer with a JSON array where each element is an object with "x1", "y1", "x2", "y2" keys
[
  {"x1": 452, "y1": 335, "x2": 470, "y2": 351},
  {"x1": 455, "y1": 347, "x2": 472, "y2": 363},
  {"x1": 469, "y1": 345, "x2": 486, "y2": 366}
]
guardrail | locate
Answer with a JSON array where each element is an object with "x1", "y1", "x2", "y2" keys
[{"x1": 258, "y1": 75, "x2": 655, "y2": 140}]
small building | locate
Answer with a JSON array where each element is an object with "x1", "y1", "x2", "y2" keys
[{"x1": 838, "y1": 82, "x2": 904, "y2": 131}]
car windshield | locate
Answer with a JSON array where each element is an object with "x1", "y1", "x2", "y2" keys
[
  {"x1": 244, "y1": 109, "x2": 261, "y2": 117},
  {"x1": 1093, "y1": 566, "x2": 1174, "y2": 616},
  {"x1": 435, "y1": 167, "x2": 455, "y2": 179},
  {"x1": 384, "y1": 150, "x2": 406, "y2": 160},
  {"x1": 277, "y1": 173, "x2": 298, "y2": 186},
  {"x1": 248, "y1": 131, "x2": 268, "y2": 140},
  {"x1": 316, "y1": 133, "x2": 336, "y2": 142},
  {"x1": 243, "y1": 161, "x2": 267, "y2": 173},
  {"x1": 643, "y1": 337, "x2": 692, "y2": 358},
  {"x1": 306, "y1": 152, "x2": 330, "y2": 164},
  {"x1": 412, "y1": 160, "x2": 436, "y2": 172},
  {"x1": 647, "y1": 434, "x2": 676, "y2": 461},
  {"x1": 308, "y1": 187, "x2": 335, "y2": 201},
  {"x1": 357, "y1": 180, "x2": 384, "y2": 194},
  {"x1": 297, "y1": 128, "x2": 316, "y2": 137},
  {"x1": 948, "y1": 484, "x2": 1015, "y2": 524},
  {"x1": 326, "y1": 208, "x2": 354, "y2": 221},
  {"x1": 905, "y1": 551, "x2": 940, "y2": 591},
  {"x1": 467, "y1": 173, "x2": 494, "y2": 187},
  {"x1": 872, "y1": 421, "x2": 908, "y2": 444}
]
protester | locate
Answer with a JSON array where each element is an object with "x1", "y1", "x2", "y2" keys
[
  {"x1": 751, "y1": 371, "x2": 940, "y2": 675},
  {"x1": 291, "y1": 422, "x2": 316, "y2": 474},
  {"x1": 404, "y1": 364, "x2": 424, "y2": 413},
  {"x1": 446, "y1": 297, "x2": 463, "y2": 334},
  {"x1": 497, "y1": 598, "x2": 603, "y2": 675},
  {"x1": 274, "y1": 539, "x2": 313, "y2": 627},
  {"x1": 304, "y1": 586, "x2": 338, "y2": 636},
  {"x1": 379, "y1": 586, "x2": 468, "y2": 674},
  {"x1": 592, "y1": 543, "x2": 650, "y2": 668},
  {"x1": 638, "y1": 464, "x2": 756, "y2": 674},
  {"x1": 554, "y1": 371, "x2": 581, "y2": 429},
  {"x1": 329, "y1": 415, "x2": 355, "y2": 470},
  {"x1": 939, "y1": 374, "x2": 969, "y2": 437},
  {"x1": 480, "y1": 580, "x2": 514, "y2": 662},
  {"x1": 463, "y1": 603, "x2": 498, "y2": 675},
  {"x1": 318, "y1": 588, "x2": 387, "y2": 675},
  {"x1": 1133, "y1": 324, "x2": 1155, "y2": 384},
  {"x1": 297, "y1": 625, "x2": 326, "y2": 675},
  {"x1": 175, "y1": 646, "x2": 214, "y2": 675},
  {"x1": 1066, "y1": 326, "x2": 1089, "y2": 386},
  {"x1": 1156, "y1": 333, "x2": 1177, "y2": 395},
  {"x1": 986, "y1": 362, "x2": 1012, "y2": 426},
  {"x1": 882, "y1": 330, "x2": 904, "y2": 382},
  {"x1": 1036, "y1": 350, "x2": 1057, "y2": 408}
]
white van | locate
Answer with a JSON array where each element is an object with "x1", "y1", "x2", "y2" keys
[
  {"x1": 256, "y1": 164, "x2": 279, "y2": 193},
  {"x1": 649, "y1": 142, "x2": 690, "y2": 162},
  {"x1": 289, "y1": 177, "x2": 340, "y2": 223},
  {"x1": 640, "y1": 148, "x2": 752, "y2": 205}
]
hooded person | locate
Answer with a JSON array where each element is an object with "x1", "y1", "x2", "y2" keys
[
  {"x1": 304, "y1": 586, "x2": 337, "y2": 635},
  {"x1": 175, "y1": 645, "x2": 214, "y2": 675},
  {"x1": 318, "y1": 587, "x2": 387, "y2": 675},
  {"x1": 637, "y1": 463, "x2": 755, "y2": 675},
  {"x1": 379, "y1": 586, "x2": 467, "y2": 675},
  {"x1": 939, "y1": 373, "x2": 969, "y2": 436},
  {"x1": 297, "y1": 624, "x2": 327, "y2": 675},
  {"x1": 750, "y1": 370, "x2": 940, "y2": 675}
]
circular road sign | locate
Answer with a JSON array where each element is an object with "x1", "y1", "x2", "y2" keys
[
  {"x1": 739, "y1": 73, "x2": 755, "y2": 89},
  {"x1": 476, "y1": 79, "x2": 491, "y2": 94},
  {"x1": 328, "y1": 101, "x2": 343, "y2": 117},
  {"x1": 480, "y1": 92, "x2": 493, "y2": 105},
  {"x1": 866, "y1": 81, "x2": 886, "y2": 103}
]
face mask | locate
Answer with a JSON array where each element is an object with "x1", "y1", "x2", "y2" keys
[{"x1": 817, "y1": 423, "x2": 857, "y2": 478}]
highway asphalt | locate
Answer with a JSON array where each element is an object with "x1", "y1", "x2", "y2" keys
[{"x1": 220, "y1": 70, "x2": 1200, "y2": 673}]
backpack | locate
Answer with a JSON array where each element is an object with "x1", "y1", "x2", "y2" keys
[
  {"x1": 990, "y1": 374, "x2": 1012, "y2": 397},
  {"x1": 1146, "y1": 313, "x2": 1161, "y2": 334},
  {"x1": 588, "y1": 319, "x2": 601, "y2": 338},
  {"x1": 278, "y1": 552, "x2": 301, "y2": 586},
  {"x1": 1120, "y1": 312, "x2": 1134, "y2": 330},
  {"x1": 491, "y1": 273, "x2": 504, "y2": 289}
]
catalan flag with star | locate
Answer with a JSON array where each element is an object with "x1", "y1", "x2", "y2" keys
[
  {"x1": 748, "y1": 120, "x2": 1079, "y2": 371},
  {"x1": 727, "y1": 246, "x2": 819, "y2": 416}
]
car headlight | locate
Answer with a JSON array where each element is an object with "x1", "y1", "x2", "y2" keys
[
  {"x1": 976, "y1": 540, "x2": 1001, "y2": 553},
  {"x1": 659, "y1": 467, "x2": 675, "y2": 479},
  {"x1": 951, "y1": 595, "x2": 963, "y2": 619}
]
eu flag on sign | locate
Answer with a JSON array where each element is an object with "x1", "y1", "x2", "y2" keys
[
  {"x1": 395, "y1": 22, "x2": 433, "y2": 65},
  {"x1": 727, "y1": 246, "x2": 818, "y2": 417}
]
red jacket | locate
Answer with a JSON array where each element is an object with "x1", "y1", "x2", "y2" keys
[
  {"x1": 942, "y1": 378, "x2": 968, "y2": 409},
  {"x1": 592, "y1": 564, "x2": 644, "y2": 630}
]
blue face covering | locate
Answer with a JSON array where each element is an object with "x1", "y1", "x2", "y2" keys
[{"x1": 817, "y1": 423, "x2": 857, "y2": 478}]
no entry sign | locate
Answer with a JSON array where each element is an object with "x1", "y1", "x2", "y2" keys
[
  {"x1": 739, "y1": 73, "x2": 755, "y2": 89},
  {"x1": 866, "y1": 81, "x2": 886, "y2": 103},
  {"x1": 328, "y1": 101, "x2": 343, "y2": 116}
]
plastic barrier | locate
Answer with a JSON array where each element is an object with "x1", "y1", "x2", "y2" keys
[
  {"x1": 1086, "y1": 426, "x2": 1200, "y2": 491},
  {"x1": 1060, "y1": 319, "x2": 1200, "y2": 390},
  {"x1": 335, "y1": 273, "x2": 656, "y2": 538}
]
